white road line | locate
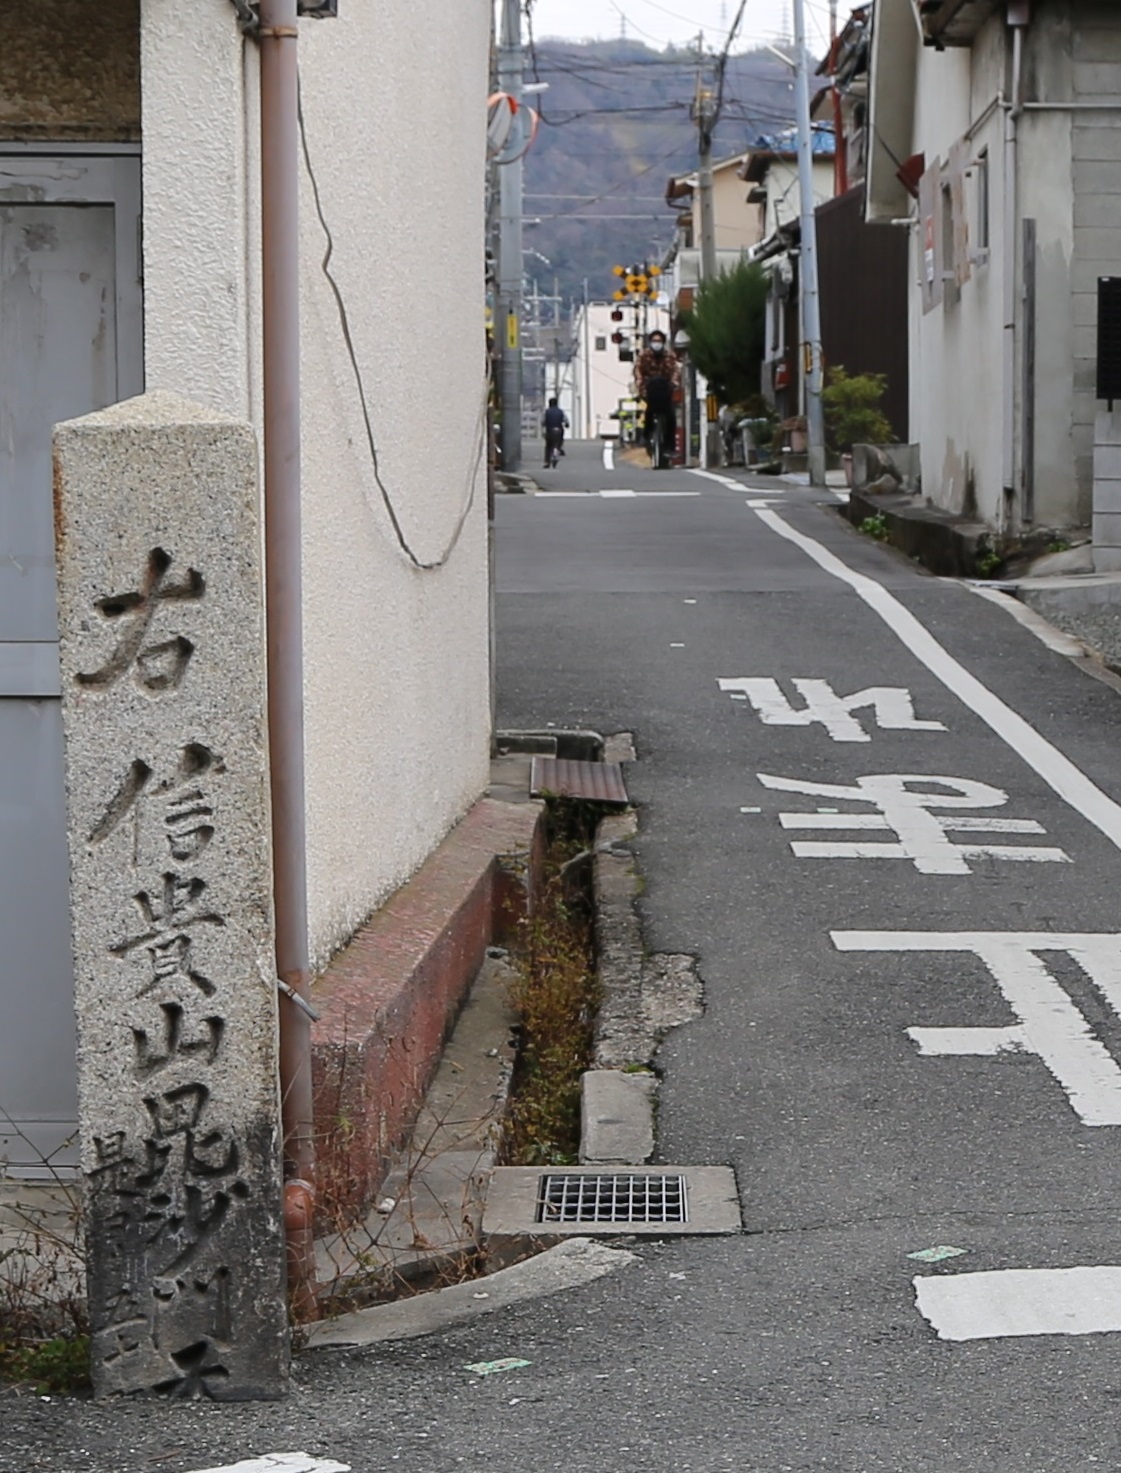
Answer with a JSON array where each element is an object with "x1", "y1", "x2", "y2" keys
[
  {"x1": 833, "y1": 931, "x2": 1121, "y2": 1124},
  {"x1": 186, "y1": 1457, "x2": 350, "y2": 1473},
  {"x1": 914, "y1": 1266, "x2": 1121, "y2": 1341},
  {"x1": 908, "y1": 1024, "x2": 1028, "y2": 1055},
  {"x1": 533, "y1": 490, "x2": 700, "y2": 500},
  {"x1": 750, "y1": 506, "x2": 1121, "y2": 854},
  {"x1": 969, "y1": 584, "x2": 1089, "y2": 658}
]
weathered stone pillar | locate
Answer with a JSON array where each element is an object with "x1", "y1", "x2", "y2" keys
[{"x1": 55, "y1": 392, "x2": 288, "y2": 1399}]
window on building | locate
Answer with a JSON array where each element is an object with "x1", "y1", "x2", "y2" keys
[
  {"x1": 941, "y1": 180, "x2": 959, "y2": 308},
  {"x1": 594, "y1": 335, "x2": 607, "y2": 351},
  {"x1": 975, "y1": 149, "x2": 990, "y2": 258}
]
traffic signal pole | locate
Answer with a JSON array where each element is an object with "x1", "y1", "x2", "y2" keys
[{"x1": 497, "y1": 0, "x2": 524, "y2": 471}]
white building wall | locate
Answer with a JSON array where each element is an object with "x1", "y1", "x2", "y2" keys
[
  {"x1": 764, "y1": 159, "x2": 835, "y2": 237},
  {"x1": 141, "y1": 0, "x2": 492, "y2": 969},
  {"x1": 909, "y1": 38, "x2": 1000, "y2": 519},
  {"x1": 905, "y1": 4, "x2": 1084, "y2": 531},
  {"x1": 572, "y1": 302, "x2": 669, "y2": 439}
]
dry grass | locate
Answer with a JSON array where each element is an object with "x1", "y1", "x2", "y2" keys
[
  {"x1": 501, "y1": 846, "x2": 599, "y2": 1166},
  {"x1": 0, "y1": 1120, "x2": 89, "y2": 1394}
]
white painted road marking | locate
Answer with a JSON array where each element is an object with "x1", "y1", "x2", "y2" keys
[
  {"x1": 720, "y1": 677, "x2": 946, "y2": 743},
  {"x1": 833, "y1": 932, "x2": 1121, "y2": 1125},
  {"x1": 747, "y1": 506, "x2": 1121, "y2": 856},
  {"x1": 759, "y1": 773, "x2": 1069, "y2": 873},
  {"x1": 914, "y1": 1266, "x2": 1121, "y2": 1341},
  {"x1": 534, "y1": 490, "x2": 701, "y2": 499},
  {"x1": 186, "y1": 1457, "x2": 351, "y2": 1473}
]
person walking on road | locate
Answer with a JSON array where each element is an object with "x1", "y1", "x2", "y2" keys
[{"x1": 542, "y1": 397, "x2": 569, "y2": 468}]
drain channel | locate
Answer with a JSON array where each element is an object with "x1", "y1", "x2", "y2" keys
[{"x1": 537, "y1": 1172, "x2": 688, "y2": 1225}]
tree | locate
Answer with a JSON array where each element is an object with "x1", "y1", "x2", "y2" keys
[{"x1": 679, "y1": 261, "x2": 768, "y2": 407}]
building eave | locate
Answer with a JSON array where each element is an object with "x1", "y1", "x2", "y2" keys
[{"x1": 866, "y1": 0, "x2": 919, "y2": 223}]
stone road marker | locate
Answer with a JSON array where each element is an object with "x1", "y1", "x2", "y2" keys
[{"x1": 55, "y1": 392, "x2": 288, "y2": 1398}]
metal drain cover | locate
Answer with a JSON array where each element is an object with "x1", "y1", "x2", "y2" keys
[
  {"x1": 484, "y1": 1165, "x2": 740, "y2": 1239},
  {"x1": 538, "y1": 1172, "x2": 687, "y2": 1225},
  {"x1": 530, "y1": 757, "x2": 629, "y2": 806}
]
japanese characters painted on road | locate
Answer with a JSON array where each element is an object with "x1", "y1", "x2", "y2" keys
[
  {"x1": 833, "y1": 932, "x2": 1121, "y2": 1126},
  {"x1": 758, "y1": 772, "x2": 1069, "y2": 874},
  {"x1": 55, "y1": 393, "x2": 287, "y2": 1399},
  {"x1": 719, "y1": 677, "x2": 945, "y2": 743}
]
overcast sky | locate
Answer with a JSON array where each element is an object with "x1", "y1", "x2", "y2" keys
[{"x1": 525, "y1": 0, "x2": 832, "y2": 52}]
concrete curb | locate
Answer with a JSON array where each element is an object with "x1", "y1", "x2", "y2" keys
[
  {"x1": 303, "y1": 1237, "x2": 639, "y2": 1350},
  {"x1": 968, "y1": 584, "x2": 1121, "y2": 699},
  {"x1": 583, "y1": 781, "x2": 703, "y2": 1166}
]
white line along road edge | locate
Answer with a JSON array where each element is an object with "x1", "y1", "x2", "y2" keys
[
  {"x1": 744, "y1": 505, "x2": 1121, "y2": 856},
  {"x1": 185, "y1": 1457, "x2": 350, "y2": 1473}
]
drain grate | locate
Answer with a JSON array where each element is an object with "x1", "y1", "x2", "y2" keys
[
  {"x1": 484, "y1": 1164, "x2": 741, "y2": 1238},
  {"x1": 537, "y1": 1172, "x2": 688, "y2": 1225}
]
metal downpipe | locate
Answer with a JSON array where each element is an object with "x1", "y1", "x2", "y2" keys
[{"x1": 258, "y1": 0, "x2": 318, "y2": 1321}]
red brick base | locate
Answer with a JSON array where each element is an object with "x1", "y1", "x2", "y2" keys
[{"x1": 310, "y1": 797, "x2": 544, "y2": 1223}]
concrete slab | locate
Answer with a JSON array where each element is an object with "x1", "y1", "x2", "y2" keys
[
  {"x1": 579, "y1": 1070, "x2": 656, "y2": 1164},
  {"x1": 304, "y1": 1236, "x2": 638, "y2": 1350},
  {"x1": 315, "y1": 957, "x2": 517, "y2": 1299}
]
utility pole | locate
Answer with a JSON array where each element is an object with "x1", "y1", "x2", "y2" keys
[
  {"x1": 793, "y1": 0, "x2": 826, "y2": 487},
  {"x1": 828, "y1": 0, "x2": 847, "y2": 197},
  {"x1": 497, "y1": 0, "x2": 523, "y2": 471},
  {"x1": 694, "y1": 78, "x2": 718, "y2": 282}
]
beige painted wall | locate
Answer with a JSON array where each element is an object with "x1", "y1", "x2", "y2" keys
[{"x1": 141, "y1": 1, "x2": 492, "y2": 968}]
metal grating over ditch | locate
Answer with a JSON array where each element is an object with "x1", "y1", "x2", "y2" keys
[
  {"x1": 537, "y1": 1172, "x2": 688, "y2": 1226},
  {"x1": 530, "y1": 756, "x2": 629, "y2": 806}
]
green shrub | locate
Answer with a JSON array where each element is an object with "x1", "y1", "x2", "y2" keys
[{"x1": 823, "y1": 367, "x2": 892, "y2": 453}]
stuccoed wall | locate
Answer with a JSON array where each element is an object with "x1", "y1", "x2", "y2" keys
[
  {"x1": 141, "y1": 1, "x2": 492, "y2": 970},
  {"x1": 1070, "y1": 1, "x2": 1121, "y2": 524},
  {"x1": 910, "y1": 23, "x2": 1004, "y2": 524}
]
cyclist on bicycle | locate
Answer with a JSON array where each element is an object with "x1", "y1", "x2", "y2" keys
[
  {"x1": 634, "y1": 330, "x2": 680, "y2": 465},
  {"x1": 542, "y1": 397, "x2": 569, "y2": 468}
]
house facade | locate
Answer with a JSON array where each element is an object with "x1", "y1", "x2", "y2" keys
[
  {"x1": 867, "y1": 0, "x2": 1121, "y2": 537},
  {"x1": 0, "y1": 0, "x2": 492, "y2": 1172}
]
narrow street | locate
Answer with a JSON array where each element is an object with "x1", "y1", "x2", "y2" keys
[{"x1": 12, "y1": 440, "x2": 1121, "y2": 1469}]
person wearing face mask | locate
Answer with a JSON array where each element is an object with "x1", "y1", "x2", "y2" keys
[{"x1": 634, "y1": 330, "x2": 680, "y2": 466}]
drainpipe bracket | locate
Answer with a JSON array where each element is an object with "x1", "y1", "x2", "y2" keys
[{"x1": 229, "y1": 0, "x2": 260, "y2": 33}]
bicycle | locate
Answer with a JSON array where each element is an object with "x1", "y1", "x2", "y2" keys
[
  {"x1": 649, "y1": 411, "x2": 673, "y2": 470},
  {"x1": 643, "y1": 376, "x2": 674, "y2": 470},
  {"x1": 544, "y1": 428, "x2": 562, "y2": 469}
]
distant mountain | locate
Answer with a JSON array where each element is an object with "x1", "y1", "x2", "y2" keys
[{"x1": 519, "y1": 37, "x2": 800, "y2": 312}]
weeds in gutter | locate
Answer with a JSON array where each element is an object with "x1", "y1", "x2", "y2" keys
[
  {"x1": 0, "y1": 1118, "x2": 89, "y2": 1395},
  {"x1": 502, "y1": 803, "x2": 601, "y2": 1167},
  {"x1": 859, "y1": 512, "x2": 888, "y2": 542}
]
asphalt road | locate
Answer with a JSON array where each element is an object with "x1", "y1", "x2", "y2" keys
[{"x1": 10, "y1": 441, "x2": 1121, "y2": 1470}]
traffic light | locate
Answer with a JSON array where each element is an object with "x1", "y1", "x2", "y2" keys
[
  {"x1": 610, "y1": 309, "x2": 624, "y2": 322},
  {"x1": 611, "y1": 331, "x2": 624, "y2": 345}
]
